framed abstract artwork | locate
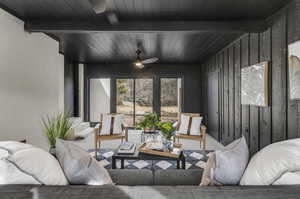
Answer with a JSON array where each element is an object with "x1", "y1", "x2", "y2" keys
[
  {"x1": 288, "y1": 41, "x2": 300, "y2": 100},
  {"x1": 241, "y1": 61, "x2": 269, "y2": 107}
]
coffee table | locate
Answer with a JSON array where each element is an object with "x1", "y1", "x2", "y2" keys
[{"x1": 112, "y1": 147, "x2": 186, "y2": 169}]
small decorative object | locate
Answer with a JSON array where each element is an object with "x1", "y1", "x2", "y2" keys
[
  {"x1": 288, "y1": 41, "x2": 300, "y2": 99},
  {"x1": 42, "y1": 111, "x2": 73, "y2": 154},
  {"x1": 136, "y1": 113, "x2": 160, "y2": 132},
  {"x1": 241, "y1": 61, "x2": 269, "y2": 107},
  {"x1": 157, "y1": 122, "x2": 176, "y2": 151}
]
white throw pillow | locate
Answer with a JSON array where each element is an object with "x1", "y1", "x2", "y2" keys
[
  {"x1": 55, "y1": 139, "x2": 113, "y2": 185},
  {"x1": 6, "y1": 147, "x2": 68, "y2": 185},
  {"x1": 178, "y1": 114, "x2": 190, "y2": 134},
  {"x1": 113, "y1": 114, "x2": 124, "y2": 134},
  {"x1": 190, "y1": 116, "x2": 203, "y2": 135},
  {"x1": 212, "y1": 136, "x2": 249, "y2": 185},
  {"x1": 100, "y1": 114, "x2": 123, "y2": 135},
  {"x1": 100, "y1": 114, "x2": 112, "y2": 135},
  {"x1": 240, "y1": 138, "x2": 300, "y2": 185}
]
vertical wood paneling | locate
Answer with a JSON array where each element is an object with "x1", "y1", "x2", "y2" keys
[
  {"x1": 234, "y1": 41, "x2": 242, "y2": 139},
  {"x1": 287, "y1": 1, "x2": 300, "y2": 139},
  {"x1": 271, "y1": 14, "x2": 287, "y2": 142},
  {"x1": 241, "y1": 35, "x2": 250, "y2": 145},
  {"x1": 228, "y1": 45, "x2": 235, "y2": 143},
  {"x1": 202, "y1": 4, "x2": 300, "y2": 154},
  {"x1": 259, "y1": 29, "x2": 272, "y2": 148},
  {"x1": 223, "y1": 49, "x2": 230, "y2": 144},
  {"x1": 249, "y1": 33, "x2": 260, "y2": 155}
]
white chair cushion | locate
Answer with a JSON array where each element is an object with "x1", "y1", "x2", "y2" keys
[
  {"x1": 178, "y1": 114, "x2": 190, "y2": 134},
  {"x1": 100, "y1": 114, "x2": 123, "y2": 135},
  {"x1": 55, "y1": 139, "x2": 113, "y2": 185},
  {"x1": 190, "y1": 116, "x2": 203, "y2": 135},
  {"x1": 100, "y1": 114, "x2": 112, "y2": 135},
  {"x1": 240, "y1": 138, "x2": 300, "y2": 185}
]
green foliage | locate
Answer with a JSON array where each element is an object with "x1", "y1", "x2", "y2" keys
[
  {"x1": 42, "y1": 111, "x2": 73, "y2": 148},
  {"x1": 117, "y1": 79, "x2": 129, "y2": 94},
  {"x1": 136, "y1": 113, "x2": 160, "y2": 130},
  {"x1": 157, "y1": 122, "x2": 176, "y2": 140}
]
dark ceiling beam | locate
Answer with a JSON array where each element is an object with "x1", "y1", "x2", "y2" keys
[{"x1": 25, "y1": 20, "x2": 268, "y2": 33}]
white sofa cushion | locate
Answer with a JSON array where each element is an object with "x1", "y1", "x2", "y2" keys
[
  {"x1": 55, "y1": 139, "x2": 113, "y2": 185},
  {"x1": 6, "y1": 147, "x2": 68, "y2": 185},
  {"x1": 213, "y1": 136, "x2": 249, "y2": 185},
  {"x1": 0, "y1": 142, "x2": 68, "y2": 185},
  {"x1": 240, "y1": 138, "x2": 300, "y2": 185}
]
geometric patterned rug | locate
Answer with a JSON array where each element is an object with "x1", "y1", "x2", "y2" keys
[{"x1": 88, "y1": 148, "x2": 213, "y2": 170}]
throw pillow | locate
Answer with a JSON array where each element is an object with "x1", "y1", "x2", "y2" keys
[
  {"x1": 212, "y1": 136, "x2": 249, "y2": 185},
  {"x1": 178, "y1": 114, "x2": 190, "y2": 134},
  {"x1": 240, "y1": 138, "x2": 300, "y2": 185},
  {"x1": 6, "y1": 147, "x2": 68, "y2": 185},
  {"x1": 100, "y1": 114, "x2": 124, "y2": 135},
  {"x1": 190, "y1": 116, "x2": 203, "y2": 135},
  {"x1": 55, "y1": 139, "x2": 113, "y2": 185}
]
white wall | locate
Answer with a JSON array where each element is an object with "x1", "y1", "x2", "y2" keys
[
  {"x1": 90, "y1": 79, "x2": 111, "y2": 122},
  {"x1": 0, "y1": 9, "x2": 64, "y2": 149}
]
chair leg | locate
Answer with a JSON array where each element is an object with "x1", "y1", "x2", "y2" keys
[
  {"x1": 199, "y1": 140, "x2": 202, "y2": 149},
  {"x1": 203, "y1": 137, "x2": 206, "y2": 150},
  {"x1": 94, "y1": 134, "x2": 98, "y2": 158}
]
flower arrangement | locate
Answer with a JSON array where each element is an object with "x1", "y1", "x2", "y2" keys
[{"x1": 136, "y1": 113, "x2": 160, "y2": 131}]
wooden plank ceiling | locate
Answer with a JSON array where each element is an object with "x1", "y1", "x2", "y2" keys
[{"x1": 0, "y1": 0, "x2": 292, "y2": 64}]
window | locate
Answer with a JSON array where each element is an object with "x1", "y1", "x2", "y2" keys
[
  {"x1": 160, "y1": 78, "x2": 182, "y2": 122},
  {"x1": 116, "y1": 78, "x2": 153, "y2": 127}
]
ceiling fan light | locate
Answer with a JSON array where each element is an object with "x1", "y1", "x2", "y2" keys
[{"x1": 135, "y1": 61, "x2": 144, "y2": 68}]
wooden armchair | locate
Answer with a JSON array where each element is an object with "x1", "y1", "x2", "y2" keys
[
  {"x1": 94, "y1": 113, "x2": 128, "y2": 157},
  {"x1": 173, "y1": 113, "x2": 207, "y2": 150}
]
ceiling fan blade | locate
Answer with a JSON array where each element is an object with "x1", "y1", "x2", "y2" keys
[
  {"x1": 89, "y1": 0, "x2": 106, "y2": 14},
  {"x1": 141, "y1": 57, "x2": 159, "y2": 64}
]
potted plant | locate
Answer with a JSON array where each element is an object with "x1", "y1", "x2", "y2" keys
[
  {"x1": 42, "y1": 111, "x2": 73, "y2": 155},
  {"x1": 136, "y1": 113, "x2": 160, "y2": 132},
  {"x1": 157, "y1": 122, "x2": 176, "y2": 150}
]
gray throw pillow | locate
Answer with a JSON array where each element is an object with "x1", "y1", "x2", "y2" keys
[
  {"x1": 55, "y1": 139, "x2": 113, "y2": 185},
  {"x1": 212, "y1": 136, "x2": 249, "y2": 185}
]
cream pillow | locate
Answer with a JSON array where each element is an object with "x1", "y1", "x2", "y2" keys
[
  {"x1": 200, "y1": 152, "x2": 216, "y2": 186},
  {"x1": 100, "y1": 114, "x2": 112, "y2": 135}
]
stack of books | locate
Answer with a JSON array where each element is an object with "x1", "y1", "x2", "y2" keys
[{"x1": 118, "y1": 142, "x2": 136, "y2": 155}]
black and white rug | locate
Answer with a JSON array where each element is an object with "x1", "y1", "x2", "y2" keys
[{"x1": 88, "y1": 148, "x2": 212, "y2": 170}]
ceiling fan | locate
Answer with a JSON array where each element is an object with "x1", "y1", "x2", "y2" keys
[
  {"x1": 134, "y1": 49, "x2": 159, "y2": 69},
  {"x1": 88, "y1": 0, "x2": 119, "y2": 25}
]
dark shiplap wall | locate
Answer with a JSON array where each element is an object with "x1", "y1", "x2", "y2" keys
[
  {"x1": 84, "y1": 64, "x2": 201, "y2": 121},
  {"x1": 201, "y1": 1, "x2": 300, "y2": 155}
]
